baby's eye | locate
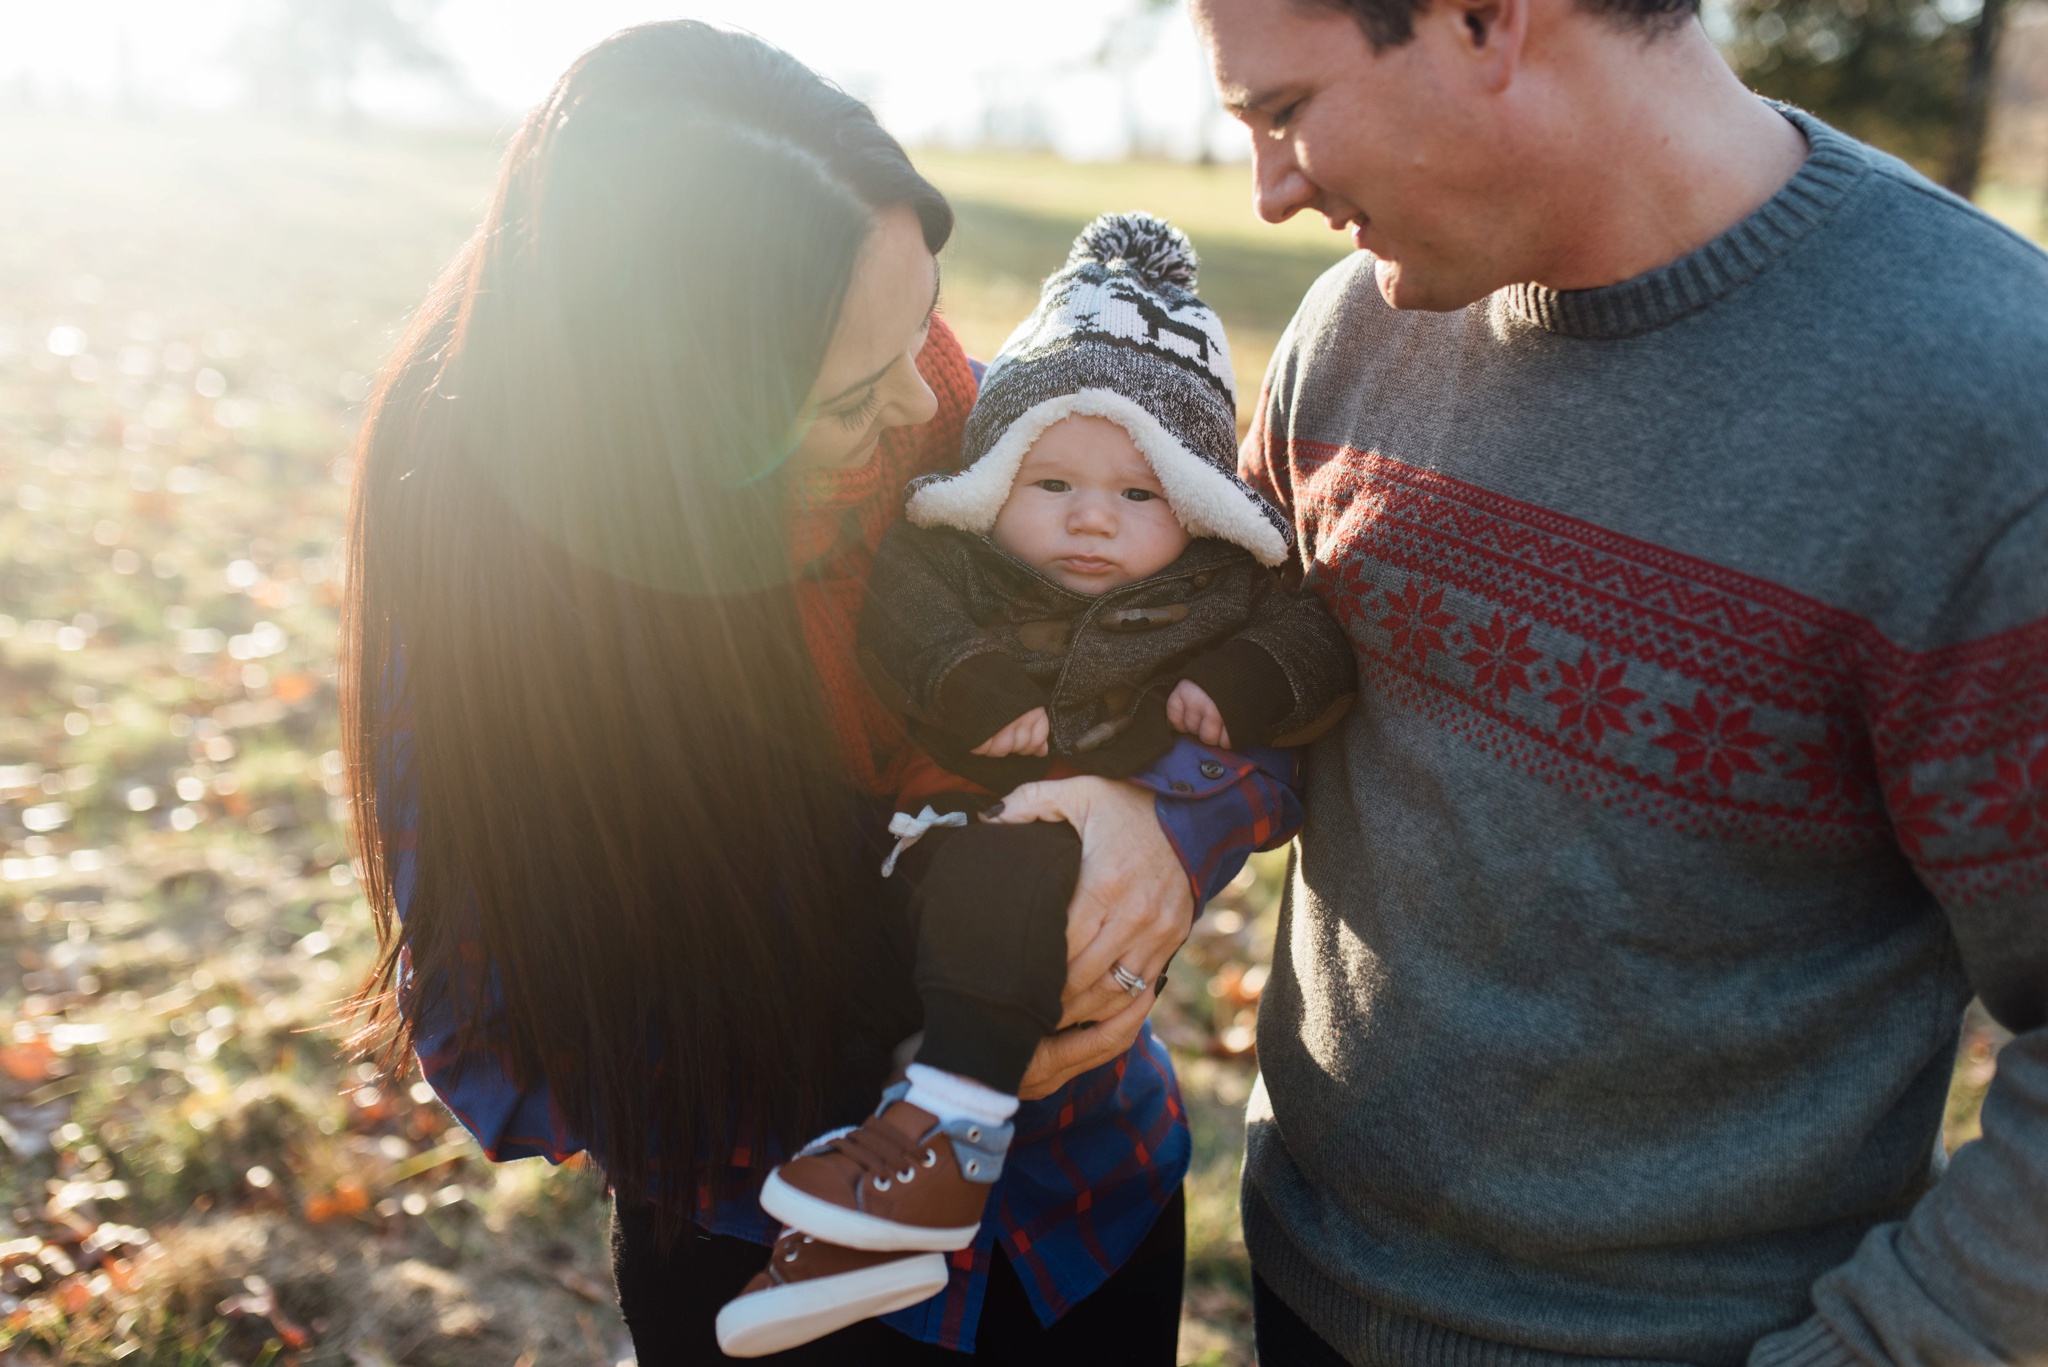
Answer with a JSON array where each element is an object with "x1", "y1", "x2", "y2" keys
[
  {"x1": 1122, "y1": 488, "x2": 1158, "y2": 502},
  {"x1": 1034, "y1": 479, "x2": 1071, "y2": 493}
]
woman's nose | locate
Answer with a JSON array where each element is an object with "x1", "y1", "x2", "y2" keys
[
  {"x1": 881, "y1": 355, "x2": 938, "y2": 431},
  {"x1": 1253, "y1": 140, "x2": 1318, "y2": 225}
]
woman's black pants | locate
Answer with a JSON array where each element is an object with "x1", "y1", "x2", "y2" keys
[{"x1": 611, "y1": 1187, "x2": 1185, "y2": 1364}]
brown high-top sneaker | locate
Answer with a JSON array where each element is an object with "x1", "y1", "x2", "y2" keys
[
  {"x1": 714, "y1": 1227, "x2": 948, "y2": 1358},
  {"x1": 758, "y1": 1083, "x2": 1013, "y2": 1252}
]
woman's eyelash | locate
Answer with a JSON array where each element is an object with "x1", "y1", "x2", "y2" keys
[{"x1": 834, "y1": 390, "x2": 881, "y2": 430}]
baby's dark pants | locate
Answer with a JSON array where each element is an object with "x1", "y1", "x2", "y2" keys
[{"x1": 893, "y1": 804, "x2": 1079, "y2": 1095}]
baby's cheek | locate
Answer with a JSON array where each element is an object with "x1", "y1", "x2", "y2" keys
[
  {"x1": 1133, "y1": 504, "x2": 1192, "y2": 572},
  {"x1": 989, "y1": 495, "x2": 1045, "y2": 564}
]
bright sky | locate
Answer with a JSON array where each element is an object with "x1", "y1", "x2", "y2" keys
[{"x1": 0, "y1": 1, "x2": 1246, "y2": 161}]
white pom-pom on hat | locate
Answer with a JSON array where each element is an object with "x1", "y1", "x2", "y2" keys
[{"x1": 1066, "y1": 212, "x2": 1199, "y2": 291}]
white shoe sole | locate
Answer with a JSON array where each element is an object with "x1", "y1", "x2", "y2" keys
[
  {"x1": 758, "y1": 1170, "x2": 983, "y2": 1252},
  {"x1": 714, "y1": 1251, "x2": 949, "y2": 1358}
]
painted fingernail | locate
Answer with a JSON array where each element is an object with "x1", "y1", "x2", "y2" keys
[
  {"x1": 979, "y1": 801, "x2": 1005, "y2": 821},
  {"x1": 1155, "y1": 974, "x2": 1169, "y2": 995}
]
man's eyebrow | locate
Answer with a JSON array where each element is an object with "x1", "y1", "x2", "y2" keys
[{"x1": 817, "y1": 263, "x2": 943, "y2": 409}]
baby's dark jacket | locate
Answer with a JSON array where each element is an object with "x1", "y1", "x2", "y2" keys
[{"x1": 857, "y1": 520, "x2": 1357, "y2": 791}]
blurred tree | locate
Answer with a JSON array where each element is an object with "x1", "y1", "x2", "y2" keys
[
  {"x1": 1945, "y1": 0, "x2": 2009, "y2": 192},
  {"x1": 232, "y1": 0, "x2": 461, "y2": 124},
  {"x1": 1724, "y1": 0, "x2": 2007, "y2": 194},
  {"x1": 1098, "y1": 0, "x2": 1217, "y2": 162}
]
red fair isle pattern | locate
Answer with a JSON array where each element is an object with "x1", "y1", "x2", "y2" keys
[{"x1": 1256, "y1": 437, "x2": 2048, "y2": 904}]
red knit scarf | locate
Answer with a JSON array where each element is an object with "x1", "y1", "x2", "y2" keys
[{"x1": 787, "y1": 317, "x2": 978, "y2": 800}]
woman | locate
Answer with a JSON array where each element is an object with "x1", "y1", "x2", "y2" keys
[{"x1": 340, "y1": 22, "x2": 1300, "y2": 1363}]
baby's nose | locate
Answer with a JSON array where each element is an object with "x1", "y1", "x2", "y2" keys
[{"x1": 1068, "y1": 495, "x2": 1118, "y2": 534}]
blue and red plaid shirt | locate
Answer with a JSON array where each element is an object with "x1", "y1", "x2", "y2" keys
[{"x1": 398, "y1": 739, "x2": 1299, "y2": 1352}]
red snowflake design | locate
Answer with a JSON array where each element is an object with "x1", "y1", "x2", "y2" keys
[
  {"x1": 1886, "y1": 774, "x2": 1947, "y2": 859},
  {"x1": 1460, "y1": 611, "x2": 1542, "y2": 703},
  {"x1": 1785, "y1": 725, "x2": 1870, "y2": 806},
  {"x1": 1379, "y1": 577, "x2": 1456, "y2": 671},
  {"x1": 1320, "y1": 557, "x2": 1378, "y2": 630},
  {"x1": 1653, "y1": 691, "x2": 1772, "y2": 788},
  {"x1": 1545, "y1": 650, "x2": 1644, "y2": 747},
  {"x1": 1968, "y1": 744, "x2": 2048, "y2": 844}
]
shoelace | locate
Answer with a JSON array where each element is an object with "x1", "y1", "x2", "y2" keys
[{"x1": 824, "y1": 1118, "x2": 940, "y2": 1192}]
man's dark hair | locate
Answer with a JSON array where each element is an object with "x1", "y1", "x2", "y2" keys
[{"x1": 1302, "y1": 0, "x2": 1699, "y2": 49}]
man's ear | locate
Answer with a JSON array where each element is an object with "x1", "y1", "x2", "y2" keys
[{"x1": 1442, "y1": 0, "x2": 1529, "y2": 90}]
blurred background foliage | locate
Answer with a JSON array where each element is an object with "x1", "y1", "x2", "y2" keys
[
  {"x1": 229, "y1": 0, "x2": 469, "y2": 125},
  {"x1": 1723, "y1": 0, "x2": 2009, "y2": 192}
]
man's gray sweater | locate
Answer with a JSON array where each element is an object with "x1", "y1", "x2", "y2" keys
[{"x1": 1241, "y1": 109, "x2": 2048, "y2": 1367}]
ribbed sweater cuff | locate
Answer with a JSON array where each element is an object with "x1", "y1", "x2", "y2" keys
[
  {"x1": 1181, "y1": 639, "x2": 1292, "y2": 746},
  {"x1": 936, "y1": 651, "x2": 1047, "y2": 750},
  {"x1": 1749, "y1": 1318, "x2": 1864, "y2": 1367}
]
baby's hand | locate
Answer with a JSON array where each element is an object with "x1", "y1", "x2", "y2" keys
[
  {"x1": 1167, "y1": 680, "x2": 1231, "y2": 749},
  {"x1": 973, "y1": 706, "x2": 1050, "y2": 758}
]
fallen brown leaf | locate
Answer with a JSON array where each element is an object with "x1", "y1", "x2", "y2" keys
[{"x1": 553, "y1": 1267, "x2": 611, "y2": 1304}]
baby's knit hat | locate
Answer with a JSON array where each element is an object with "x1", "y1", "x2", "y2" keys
[{"x1": 905, "y1": 212, "x2": 1291, "y2": 567}]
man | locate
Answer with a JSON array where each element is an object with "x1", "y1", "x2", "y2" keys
[{"x1": 1189, "y1": 0, "x2": 2048, "y2": 1362}]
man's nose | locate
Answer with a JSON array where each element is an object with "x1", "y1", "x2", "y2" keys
[{"x1": 1252, "y1": 139, "x2": 1318, "y2": 225}]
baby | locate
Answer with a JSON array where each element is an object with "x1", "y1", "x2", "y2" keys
[{"x1": 715, "y1": 214, "x2": 1354, "y2": 1356}]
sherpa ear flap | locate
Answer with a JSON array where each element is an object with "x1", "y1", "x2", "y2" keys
[{"x1": 904, "y1": 389, "x2": 1289, "y2": 567}]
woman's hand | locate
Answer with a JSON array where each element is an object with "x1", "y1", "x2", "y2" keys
[
  {"x1": 983, "y1": 775, "x2": 1194, "y2": 1034},
  {"x1": 1017, "y1": 986, "x2": 1158, "y2": 1100}
]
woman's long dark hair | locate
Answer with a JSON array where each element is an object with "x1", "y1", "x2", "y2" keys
[{"x1": 341, "y1": 22, "x2": 953, "y2": 1211}]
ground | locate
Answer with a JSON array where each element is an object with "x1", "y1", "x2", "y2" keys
[{"x1": 0, "y1": 114, "x2": 2020, "y2": 1366}]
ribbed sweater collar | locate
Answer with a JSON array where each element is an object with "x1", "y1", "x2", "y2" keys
[{"x1": 1496, "y1": 108, "x2": 1870, "y2": 339}]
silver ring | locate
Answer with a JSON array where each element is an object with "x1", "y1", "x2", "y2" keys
[{"x1": 1111, "y1": 963, "x2": 1147, "y2": 997}]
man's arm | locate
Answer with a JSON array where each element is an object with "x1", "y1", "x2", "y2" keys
[{"x1": 1753, "y1": 501, "x2": 2048, "y2": 1367}]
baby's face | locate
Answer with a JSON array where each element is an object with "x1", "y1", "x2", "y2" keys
[{"x1": 990, "y1": 415, "x2": 1191, "y2": 594}]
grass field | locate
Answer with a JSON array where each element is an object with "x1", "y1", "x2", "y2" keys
[{"x1": 0, "y1": 113, "x2": 2018, "y2": 1367}]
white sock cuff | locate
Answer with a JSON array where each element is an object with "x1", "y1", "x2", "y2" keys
[{"x1": 902, "y1": 1063, "x2": 1020, "y2": 1130}]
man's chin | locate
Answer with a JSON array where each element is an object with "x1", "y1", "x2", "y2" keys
[{"x1": 1373, "y1": 255, "x2": 1491, "y2": 314}]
